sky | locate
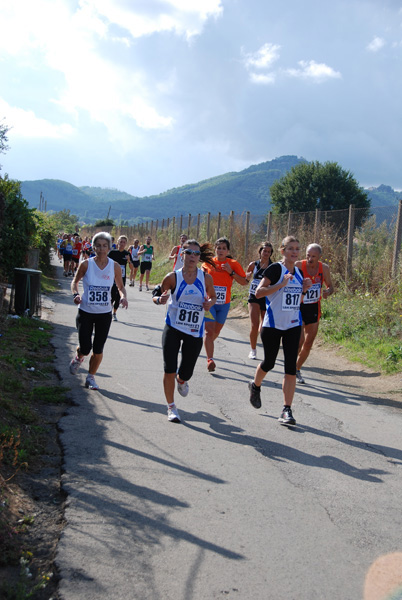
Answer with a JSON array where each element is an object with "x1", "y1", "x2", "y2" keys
[{"x1": 1, "y1": 0, "x2": 402, "y2": 196}]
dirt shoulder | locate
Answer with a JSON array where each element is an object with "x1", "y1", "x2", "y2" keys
[{"x1": 227, "y1": 307, "x2": 402, "y2": 405}]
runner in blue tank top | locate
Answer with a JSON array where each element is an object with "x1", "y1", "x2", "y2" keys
[
  {"x1": 153, "y1": 239, "x2": 216, "y2": 423},
  {"x1": 248, "y1": 236, "x2": 312, "y2": 426}
]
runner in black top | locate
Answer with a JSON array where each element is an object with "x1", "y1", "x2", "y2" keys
[
  {"x1": 108, "y1": 235, "x2": 132, "y2": 321},
  {"x1": 245, "y1": 241, "x2": 274, "y2": 359}
]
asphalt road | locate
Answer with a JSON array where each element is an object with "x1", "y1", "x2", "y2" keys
[{"x1": 48, "y1": 257, "x2": 402, "y2": 600}]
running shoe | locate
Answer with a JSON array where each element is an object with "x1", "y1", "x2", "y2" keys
[
  {"x1": 85, "y1": 374, "x2": 99, "y2": 390},
  {"x1": 296, "y1": 370, "x2": 305, "y2": 384},
  {"x1": 177, "y1": 379, "x2": 189, "y2": 397},
  {"x1": 139, "y1": 285, "x2": 142, "y2": 291},
  {"x1": 167, "y1": 405, "x2": 181, "y2": 423},
  {"x1": 146, "y1": 286, "x2": 150, "y2": 291},
  {"x1": 129, "y1": 281, "x2": 134, "y2": 287},
  {"x1": 69, "y1": 355, "x2": 84, "y2": 375},
  {"x1": 207, "y1": 358, "x2": 216, "y2": 372},
  {"x1": 248, "y1": 381, "x2": 261, "y2": 409},
  {"x1": 113, "y1": 313, "x2": 117, "y2": 321},
  {"x1": 248, "y1": 349, "x2": 257, "y2": 359},
  {"x1": 278, "y1": 406, "x2": 296, "y2": 426}
]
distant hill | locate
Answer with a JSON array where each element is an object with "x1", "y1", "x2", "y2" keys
[
  {"x1": 20, "y1": 156, "x2": 401, "y2": 225},
  {"x1": 20, "y1": 155, "x2": 305, "y2": 224}
]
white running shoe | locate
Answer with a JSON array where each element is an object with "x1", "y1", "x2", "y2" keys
[
  {"x1": 85, "y1": 374, "x2": 99, "y2": 390},
  {"x1": 112, "y1": 313, "x2": 117, "y2": 321},
  {"x1": 248, "y1": 349, "x2": 257, "y2": 359},
  {"x1": 296, "y1": 369, "x2": 305, "y2": 384},
  {"x1": 167, "y1": 405, "x2": 181, "y2": 423},
  {"x1": 69, "y1": 355, "x2": 84, "y2": 375},
  {"x1": 177, "y1": 379, "x2": 189, "y2": 397}
]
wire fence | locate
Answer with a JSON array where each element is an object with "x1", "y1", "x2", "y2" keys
[{"x1": 81, "y1": 202, "x2": 402, "y2": 291}]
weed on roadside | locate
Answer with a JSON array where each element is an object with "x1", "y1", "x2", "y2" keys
[{"x1": 0, "y1": 313, "x2": 69, "y2": 598}]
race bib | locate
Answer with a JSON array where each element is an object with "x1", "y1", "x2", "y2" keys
[
  {"x1": 214, "y1": 285, "x2": 227, "y2": 305},
  {"x1": 174, "y1": 302, "x2": 203, "y2": 331},
  {"x1": 88, "y1": 285, "x2": 110, "y2": 307},
  {"x1": 120, "y1": 265, "x2": 126, "y2": 278},
  {"x1": 249, "y1": 279, "x2": 259, "y2": 296},
  {"x1": 303, "y1": 283, "x2": 321, "y2": 304},
  {"x1": 143, "y1": 253, "x2": 152, "y2": 262},
  {"x1": 281, "y1": 285, "x2": 302, "y2": 311}
]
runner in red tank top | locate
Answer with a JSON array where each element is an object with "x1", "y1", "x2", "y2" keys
[{"x1": 295, "y1": 243, "x2": 334, "y2": 384}]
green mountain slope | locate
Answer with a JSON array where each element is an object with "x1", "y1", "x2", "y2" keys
[
  {"x1": 20, "y1": 155, "x2": 305, "y2": 222},
  {"x1": 20, "y1": 156, "x2": 401, "y2": 224}
]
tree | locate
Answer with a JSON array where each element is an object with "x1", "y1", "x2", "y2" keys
[
  {"x1": 0, "y1": 120, "x2": 10, "y2": 170},
  {"x1": 0, "y1": 175, "x2": 37, "y2": 280},
  {"x1": 270, "y1": 161, "x2": 370, "y2": 215}
]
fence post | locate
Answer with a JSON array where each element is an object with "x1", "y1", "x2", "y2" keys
[
  {"x1": 392, "y1": 199, "x2": 402, "y2": 278},
  {"x1": 207, "y1": 212, "x2": 211, "y2": 241},
  {"x1": 314, "y1": 209, "x2": 321, "y2": 241},
  {"x1": 179, "y1": 215, "x2": 183, "y2": 233},
  {"x1": 188, "y1": 214, "x2": 191, "y2": 237},
  {"x1": 230, "y1": 211, "x2": 234, "y2": 242},
  {"x1": 196, "y1": 214, "x2": 200, "y2": 239},
  {"x1": 172, "y1": 217, "x2": 176, "y2": 242},
  {"x1": 161, "y1": 219, "x2": 164, "y2": 231},
  {"x1": 245, "y1": 211, "x2": 250, "y2": 262},
  {"x1": 287, "y1": 211, "x2": 292, "y2": 235},
  {"x1": 217, "y1": 212, "x2": 221, "y2": 239},
  {"x1": 345, "y1": 204, "x2": 355, "y2": 282},
  {"x1": 267, "y1": 211, "x2": 272, "y2": 240}
]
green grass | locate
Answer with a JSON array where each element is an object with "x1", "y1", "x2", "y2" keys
[
  {"x1": 0, "y1": 312, "x2": 70, "y2": 580},
  {"x1": 147, "y1": 254, "x2": 402, "y2": 376},
  {"x1": 319, "y1": 289, "x2": 402, "y2": 373}
]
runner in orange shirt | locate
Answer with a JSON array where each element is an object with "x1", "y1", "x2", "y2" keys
[
  {"x1": 295, "y1": 243, "x2": 334, "y2": 384},
  {"x1": 202, "y1": 237, "x2": 248, "y2": 372}
]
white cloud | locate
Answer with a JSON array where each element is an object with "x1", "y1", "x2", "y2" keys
[
  {"x1": 286, "y1": 60, "x2": 341, "y2": 81},
  {"x1": 367, "y1": 36, "x2": 386, "y2": 52},
  {"x1": 0, "y1": 98, "x2": 74, "y2": 139},
  {"x1": 249, "y1": 72, "x2": 276, "y2": 85},
  {"x1": 243, "y1": 43, "x2": 281, "y2": 70},
  {"x1": 80, "y1": 0, "x2": 223, "y2": 40}
]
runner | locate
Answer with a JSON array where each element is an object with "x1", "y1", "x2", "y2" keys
[
  {"x1": 295, "y1": 243, "x2": 334, "y2": 384},
  {"x1": 169, "y1": 233, "x2": 188, "y2": 271},
  {"x1": 69, "y1": 231, "x2": 128, "y2": 390},
  {"x1": 127, "y1": 239, "x2": 140, "y2": 286},
  {"x1": 71, "y1": 234, "x2": 83, "y2": 275},
  {"x1": 61, "y1": 234, "x2": 74, "y2": 276},
  {"x1": 108, "y1": 235, "x2": 131, "y2": 321},
  {"x1": 202, "y1": 237, "x2": 247, "y2": 372},
  {"x1": 248, "y1": 236, "x2": 312, "y2": 426},
  {"x1": 138, "y1": 235, "x2": 154, "y2": 291},
  {"x1": 245, "y1": 241, "x2": 274, "y2": 359},
  {"x1": 152, "y1": 239, "x2": 216, "y2": 423}
]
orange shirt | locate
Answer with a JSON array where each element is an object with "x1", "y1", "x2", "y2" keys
[{"x1": 202, "y1": 257, "x2": 246, "y2": 304}]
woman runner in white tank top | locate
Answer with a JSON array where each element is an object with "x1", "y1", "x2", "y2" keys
[{"x1": 70, "y1": 231, "x2": 128, "y2": 390}]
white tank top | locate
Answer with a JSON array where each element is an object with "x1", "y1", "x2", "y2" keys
[
  {"x1": 131, "y1": 246, "x2": 139, "y2": 261},
  {"x1": 173, "y1": 247, "x2": 184, "y2": 271},
  {"x1": 263, "y1": 263, "x2": 303, "y2": 330},
  {"x1": 79, "y1": 257, "x2": 115, "y2": 314},
  {"x1": 166, "y1": 268, "x2": 206, "y2": 338}
]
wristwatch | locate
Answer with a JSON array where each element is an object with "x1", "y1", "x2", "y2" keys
[{"x1": 230, "y1": 270, "x2": 235, "y2": 276}]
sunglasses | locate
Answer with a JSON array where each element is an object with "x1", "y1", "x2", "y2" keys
[{"x1": 183, "y1": 249, "x2": 201, "y2": 256}]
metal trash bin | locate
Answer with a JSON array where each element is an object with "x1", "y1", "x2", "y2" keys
[{"x1": 10, "y1": 268, "x2": 42, "y2": 317}]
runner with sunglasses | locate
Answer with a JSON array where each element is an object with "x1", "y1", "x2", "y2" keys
[
  {"x1": 153, "y1": 240, "x2": 216, "y2": 423},
  {"x1": 202, "y1": 237, "x2": 248, "y2": 372}
]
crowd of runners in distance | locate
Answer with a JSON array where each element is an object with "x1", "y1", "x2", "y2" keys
[{"x1": 61, "y1": 230, "x2": 333, "y2": 425}]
